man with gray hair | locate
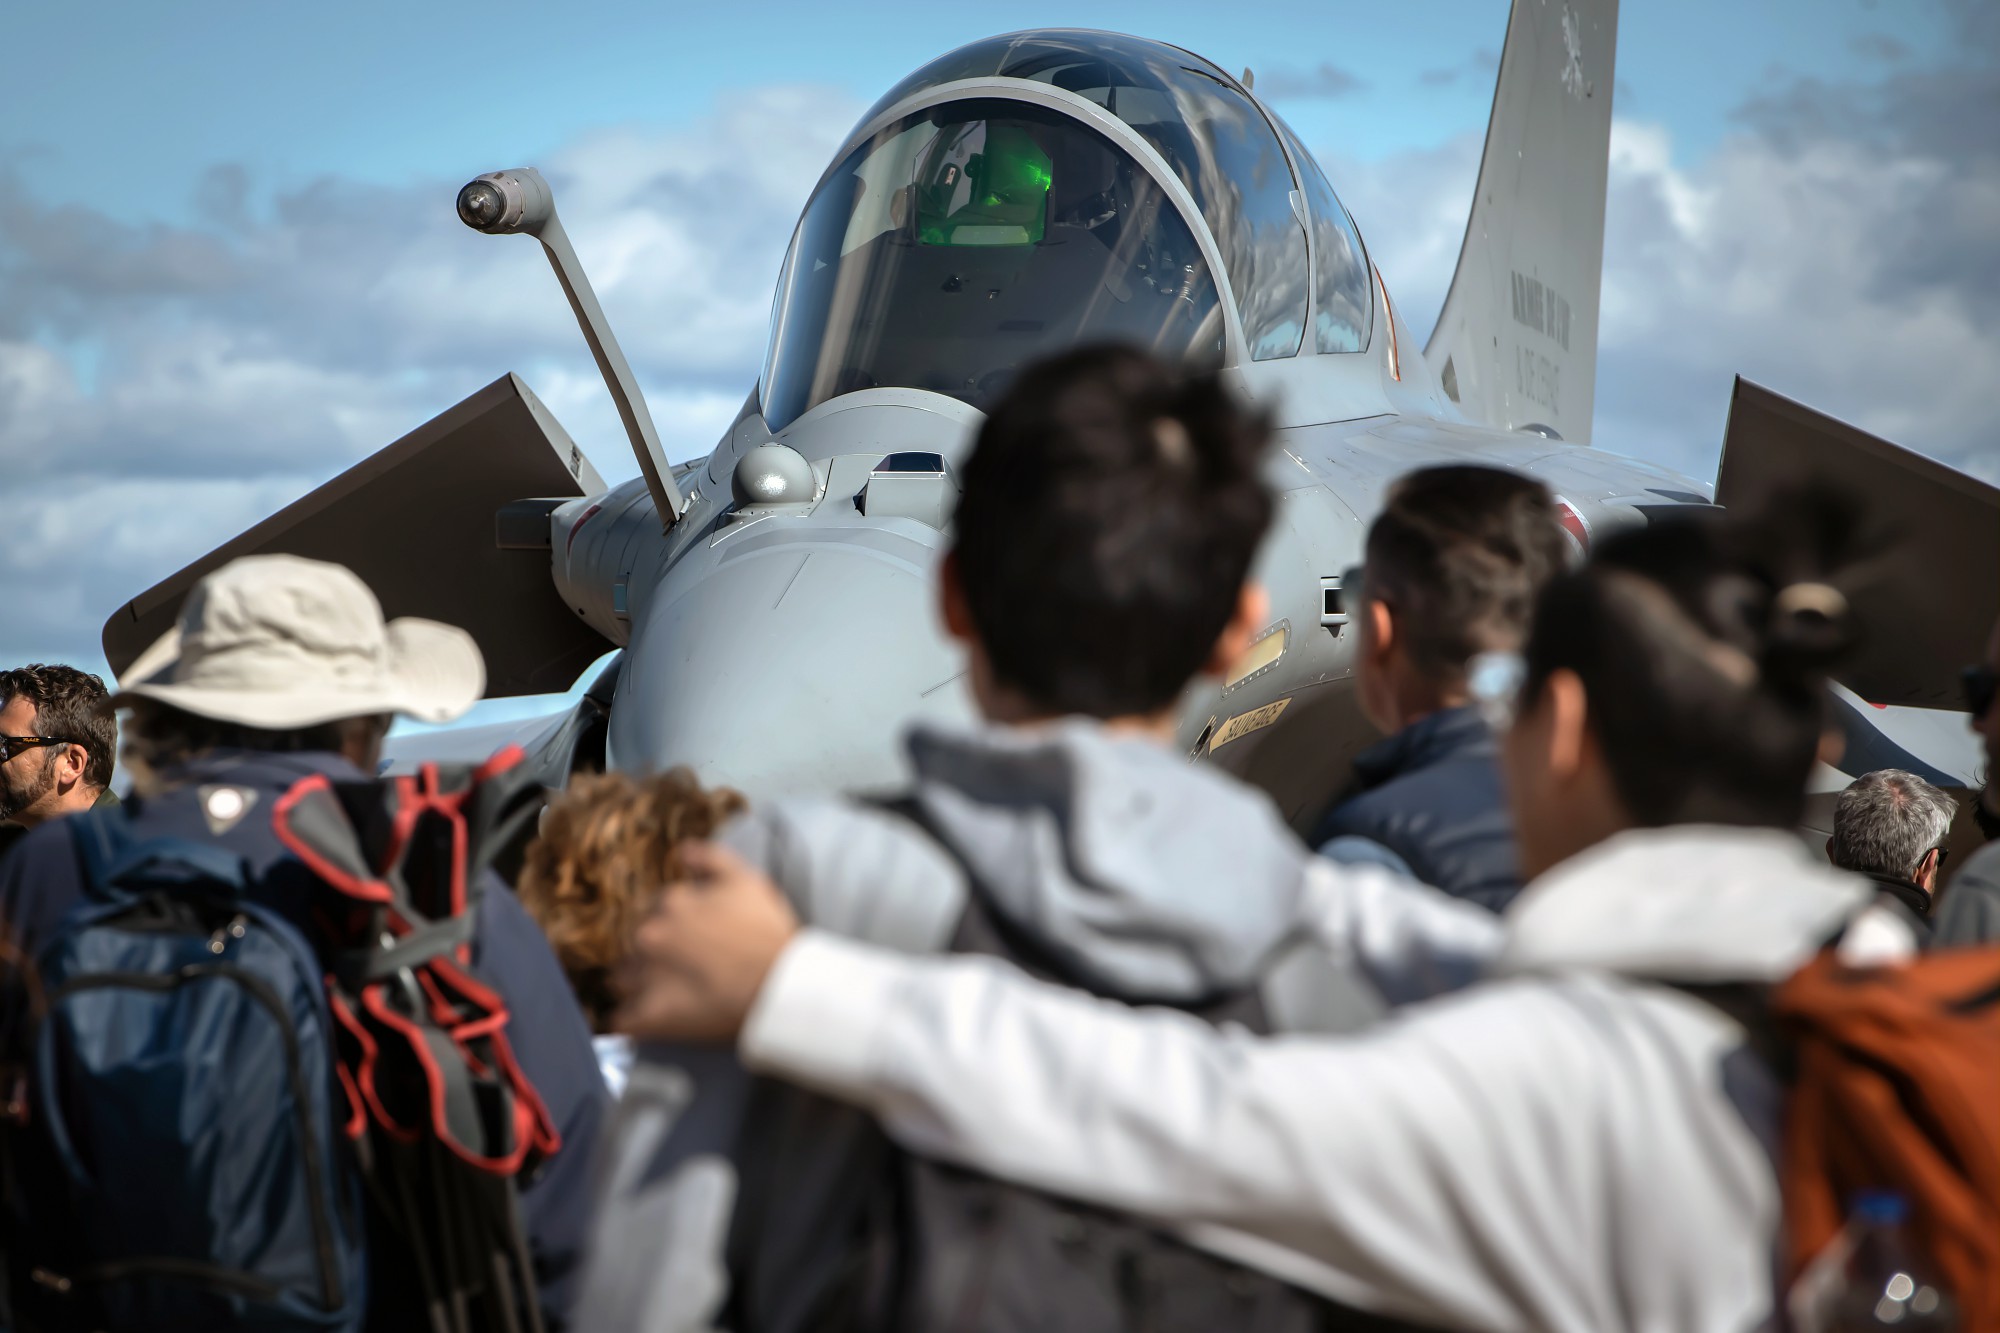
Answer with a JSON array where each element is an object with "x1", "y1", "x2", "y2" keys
[{"x1": 1828, "y1": 767, "x2": 1957, "y2": 942}]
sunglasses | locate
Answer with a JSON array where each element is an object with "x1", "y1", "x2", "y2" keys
[
  {"x1": 0, "y1": 736, "x2": 74, "y2": 763},
  {"x1": 1467, "y1": 652, "x2": 1528, "y2": 735},
  {"x1": 1966, "y1": 665, "x2": 1999, "y2": 719}
]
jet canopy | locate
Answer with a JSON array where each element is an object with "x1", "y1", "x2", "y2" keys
[
  {"x1": 760, "y1": 30, "x2": 1373, "y2": 431},
  {"x1": 761, "y1": 100, "x2": 1224, "y2": 431}
]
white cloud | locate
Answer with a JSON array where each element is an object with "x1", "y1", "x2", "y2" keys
[
  {"x1": 1, "y1": 473, "x2": 319, "y2": 672},
  {"x1": 1314, "y1": 132, "x2": 1482, "y2": 342},
  {"x1": 1303, "y1": 40, "x2": 1998, "y2": 487},
  {"x1": 0, "y1": 84, "x2": 861, "y2": 672},
  {"x1": 3, "y1": 43, "x2": 1996, "y2": 687},
  {"x1": 1591, "y1": 109, "x2": 1998, "y2": 483}
]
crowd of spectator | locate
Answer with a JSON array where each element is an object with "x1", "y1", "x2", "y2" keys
[{"x1": 0, "y1": 344, "x2": 1995, "y2": 1332}]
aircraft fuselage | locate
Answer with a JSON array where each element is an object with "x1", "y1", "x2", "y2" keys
[{"x1": 553, "y1": 366, "x2": 1705, "y2": 824}]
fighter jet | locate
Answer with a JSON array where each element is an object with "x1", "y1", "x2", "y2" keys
[{"x1": 102, "y1": 0, "x2": 1998, "y2": 833}]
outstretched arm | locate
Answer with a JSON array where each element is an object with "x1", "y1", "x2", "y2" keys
[
  {"x1": 1290, "y1": 858, "x2": 1503, "y2": 1006},
  {"x1": 616, "y1": 846, "x2": 1612, "y2": 1333}
]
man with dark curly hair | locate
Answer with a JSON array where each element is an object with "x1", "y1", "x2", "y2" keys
[{"x1": 0, "y1": 663, "x2": 119, "y2": 865}]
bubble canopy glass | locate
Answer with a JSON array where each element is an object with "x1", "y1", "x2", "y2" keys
[
  {"x1": 860, "y1": 30, "x2": 1310, "y2": 362},
  {"x1": 761, "y1": 99, "x2": 1224, "y2": 431}
]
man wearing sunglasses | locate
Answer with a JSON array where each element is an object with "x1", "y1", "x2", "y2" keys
[
  {"x1": 0, "y1": 664, "x2": 117, "y2": 865},
  {"x1": 1934, "y1": 619, "x2": 2000, "y2": 945}
]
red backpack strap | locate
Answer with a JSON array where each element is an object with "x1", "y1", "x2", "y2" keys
[
  {"x1": 271, "y1": 759, "x2": 555, "y2": 1333},
  {"x1": 271, "y1": 776, "x2": 395, "y2": 906},
  {"x1": 269, "y1": 763, "x2": 560, "y2": 1178}
]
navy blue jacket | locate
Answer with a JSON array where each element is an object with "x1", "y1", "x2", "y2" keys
[
  {"x1": 1311, "y1": 705, "x2": 1524, "y2": 913},
  {"x1": 0, "y1": 750, "x2": 608, "y2": 1329}
]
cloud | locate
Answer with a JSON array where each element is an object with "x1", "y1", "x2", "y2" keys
[
  {"x1": 0, "y1": 83, "x2": 861, "y2": 673},
  {"x1": 1255, "y1": 63, "x2": 1366, "y2": 101},
  {"x1": 5, "y1": 29, "x2": 1998, "y2": 687},
  {"x1": 1304, "y1": 13, "x2": 2000, "y2": 489},
  {"x1": 1850, "y1": 32, "x2": 1911, "y2": 63},
  {"x1": 1591, "y1": 113, "x2": 1999, "y2": 484},
  {"x1": 1585, "y1": 7, "x2": 2000, "y2": 483},
  {"x1": 1312, "y1": 135, "x2": 1482, "y2": 335},
  {"x1": 1417, "y1": 46, "x2": 1501, "y2": 89}
]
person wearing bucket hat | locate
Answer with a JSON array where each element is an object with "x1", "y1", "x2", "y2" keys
[
  {"x1": 0, "y1": 554, "x2": 610, "y2": 1329},
  {"x1": 109, "y1": 552, "x2": 488, "y2": 757}
]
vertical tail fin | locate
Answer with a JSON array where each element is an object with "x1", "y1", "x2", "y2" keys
[{"x1": 1423, "y1": 0, "x2": 1618, "y2": 444}]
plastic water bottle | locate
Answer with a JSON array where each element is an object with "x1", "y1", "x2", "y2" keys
[{"x1": 1794, "y1": 1190, "x2": 1958, "y2": 1331}]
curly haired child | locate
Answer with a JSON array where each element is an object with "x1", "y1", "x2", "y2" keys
[{"x1": 516, "y1": 768, "x2": 745, "y2": 1093}]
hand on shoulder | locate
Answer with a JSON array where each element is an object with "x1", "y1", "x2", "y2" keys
[{"x1": 614, "y1": 841, "x2": 801, "y2": 1044}]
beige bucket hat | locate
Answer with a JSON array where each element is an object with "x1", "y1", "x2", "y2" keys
[{"x1": 110, "y1": 554, "x2": 486, "y2": 729}]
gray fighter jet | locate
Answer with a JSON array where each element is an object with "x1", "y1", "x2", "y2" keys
[{"x1": 102, "y1": 0, "x2": 1998, "y2": 831}]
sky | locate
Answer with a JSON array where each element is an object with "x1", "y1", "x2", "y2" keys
[{"x1": 1, "y1": 0, "x2": 1995, "y2": 710}]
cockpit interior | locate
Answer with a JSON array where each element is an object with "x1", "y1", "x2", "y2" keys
[{"x1": 760, "y1": 30, "x2": 1374, "y2": 430}]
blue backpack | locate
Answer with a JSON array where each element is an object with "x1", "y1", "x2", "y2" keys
[{"x1": 10, "y1": 810, "x2": 366, "y2": 1332}]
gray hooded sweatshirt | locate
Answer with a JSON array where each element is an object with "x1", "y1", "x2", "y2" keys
[{"x1": 574, "y1": 719, "x2": 1501, "y2": 1331}]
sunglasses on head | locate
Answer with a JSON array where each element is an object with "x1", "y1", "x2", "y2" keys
[{"x1": 1965, "y1": 664, "x2": 1999, "y2": 719}]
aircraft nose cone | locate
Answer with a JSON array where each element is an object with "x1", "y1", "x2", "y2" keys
[{"x1": 607, "y1": 536, "x2": 972, "y2": 797}]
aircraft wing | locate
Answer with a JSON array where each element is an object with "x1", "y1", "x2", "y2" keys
[
  {"x1": 1715, "y1": 377, "x2": 2000, "y2": 710},
  {"x1": 101, "y1": 373, "x2": 612, "y2": 698}
]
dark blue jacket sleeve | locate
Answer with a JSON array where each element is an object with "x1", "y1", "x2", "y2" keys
[{"x1": 472, "y1": 875, "x2": 611, "y2": 1326}]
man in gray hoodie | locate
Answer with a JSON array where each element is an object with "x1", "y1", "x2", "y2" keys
[{"x1": 576, "y1": 346, "x2": 1499, "y2": 1331}]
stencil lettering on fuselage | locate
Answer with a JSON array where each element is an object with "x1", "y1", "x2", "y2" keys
[
  {"x1": 1509, "y1": 271, "x2": 1572, "y2": 351},
  {"x1": 1209, "y1": 698, "x2": 1291, "y2": 751},
  {"x1": 1510, "y1": 269, "x2": 1569, "y2": 416},
  {"x1": 1515, "y1": 345, "x2": 1561, "y2": 415}
]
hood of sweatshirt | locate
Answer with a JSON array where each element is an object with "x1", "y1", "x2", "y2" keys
[
  {"x1": 1493, "y1": 824, "x2": 1877, "y2": 984},
  {"x1": 903, "y1": 719, "x2": 1316, "y2": 1001}
]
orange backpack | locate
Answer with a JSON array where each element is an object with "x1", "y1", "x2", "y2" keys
[{"x1": 1771, "y1": 947, "x2": 2000, "y2": 1327}]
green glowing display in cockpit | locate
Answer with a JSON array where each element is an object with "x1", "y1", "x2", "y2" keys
[{"x1": 916, "y1": 124, "x2": 1052, "y2": 246}]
